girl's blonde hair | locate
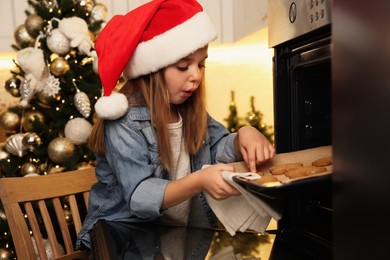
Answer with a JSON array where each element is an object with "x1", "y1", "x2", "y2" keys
[{"x1": 88, "y1": 70, "x2": 207, "y2": 171}]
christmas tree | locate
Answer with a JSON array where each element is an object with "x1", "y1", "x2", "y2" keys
[
  {"x1": 245, "y1": 96, "x2": 274, "y2": 144},
  {"x1": 0, "y1": 0, "x2": 108, "y2": 257},
  {"x1": 224, "y1": 91, "x2": 274, "y2": 144},
  {"x1": 224, "y1": 90, "x2": 240, "y2": 133}
]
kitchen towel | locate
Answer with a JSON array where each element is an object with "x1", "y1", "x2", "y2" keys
[{"x1": 205, "y1": 171, "x2": 282, "y2": 236}]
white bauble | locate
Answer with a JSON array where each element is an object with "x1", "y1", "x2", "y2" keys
[
  {"x1": 64, "y1": 117, "x2": 93, "y2": 145},
  {"x1": 90, "y1": 3, "x2": 108, "y2": 22},
  {"x1": 46, "y1": 28, "x2": 71, "y2": 55}
]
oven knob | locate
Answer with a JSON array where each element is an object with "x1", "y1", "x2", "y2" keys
[{"x1": 289, "y1": 2, "x2": 297, "y2": 23}]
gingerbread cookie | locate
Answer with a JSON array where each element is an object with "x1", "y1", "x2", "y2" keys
[
  {"x1": 312, "y1": 156, "x2": 332, "y2": 167},
  {"x1": 285, "y1": 166, "x2": 327, "y2": 179},
  {"x1": 269, "y1": 162, "x2": 303, "y2": 175},
  {"x1": 256, "y1": 175, "x2": 280, "y2": 184}
]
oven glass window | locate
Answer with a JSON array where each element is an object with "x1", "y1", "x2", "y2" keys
[{"x1": 292, "y1": 60, "x2": 332, "y2": 150}]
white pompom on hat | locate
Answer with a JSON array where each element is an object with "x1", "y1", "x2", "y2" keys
[{"x1": 94, "y1": 0, "x2": 217, "y2": 120}]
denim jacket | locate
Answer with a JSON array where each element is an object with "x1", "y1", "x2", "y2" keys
[{"x1": 76, "y1": 106, "x2": 237, "y2": 249}]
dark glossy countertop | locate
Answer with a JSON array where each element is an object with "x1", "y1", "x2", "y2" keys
[{"x1": 91, "y1": 219, "x2": 311, "y2": 260}]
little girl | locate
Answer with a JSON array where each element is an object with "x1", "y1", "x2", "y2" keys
[{"x1": 77, "y1": 0, "x2": 275, "y2": 250}]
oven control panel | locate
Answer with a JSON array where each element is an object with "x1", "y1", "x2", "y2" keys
[
  {"x1": 307, "y1": 0, "x2": 330, "y2": 26},
  {"x1": 268, "y1": 0, "x2": 331, "y2": 47}
]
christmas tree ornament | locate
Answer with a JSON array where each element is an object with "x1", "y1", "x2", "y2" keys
[
  {"x1": 0, "y1": 248, "x2": 12, "y2": 260},
  {"x1": 38, "y1": 161, "x2": 47, "y2": 173},
  {"x1": 47, "y1": 137, "x2": 75, "y2": 164},
  {"x1": 21, "y1": 162, "x2": 39, "y2": 176},
  {"x1": 64, "y1": 117, "x2": 92, "y2": 145},
  {"x1": 14, "y1": 24, "x2": 34, "y2": 48},
  {"x1": 0, "y1": 145, "x2": 10, "y2": 161},
  {"x1": 76, "y1": 161, "x2": 93, "y2": 170},
  {"x1": 22, "y1": 110, "x2": 45, "y2": 132},
  {"x1": 31, "y1": 238, "x2": 64, "y2": 260},
  {"x1": 24, "y1": 14, "x2": 44, "y2": 37},
  {"x1": 0, "y1": 209, "x2": 6, "y2": 221},
  {"x1": 77, "y1": 0, "x2": 94, "y2": 12},
  {"x1": 4, "y1": 77, "x2": 22, "y2": 97},
  {"x1": 89, "y1": 3, "x2": 108, "y2": 23},
  {"x1": 20, "y1": 79, "x2": 36, "y2": 107},
  {"x1": 37, "y1": 88, "x2": 55, "y2": 107},
  {"x1": 5, "y1": 133, "x2": 27, "y2": 157},
  {"x1": 0, "y1": 145, "x2": 8, "y2": 175},
  {"x1": 0, "y1": 110, "x2": 21, "y2": 133},
  {"x1": 74, "y1": 88, "x2": 91, "y2": 118},
  {"x1": 22, "y1": 132, "x2": 43, "y2": 152},
  {"x1": 41, "y1": 74, "x2": 61, "y2": 98},
  {"x1": 39, "y1": 91, "x2": 62, "y2": 107},
  {"x1": 50, "y1": 57, "x2": 70, "y2": 77},
  {"x1": 58, "y1": 17, "x2": 94, "y2": 56},
  {"x1": 40, "y1": 0, "x2": 59, "y2": 9},
  {"x1": 47, "y1": 165, "x2": 66, "y2": 174},
  {"x1": 17, "y1": 47, "x2": 49, "y2": 106},
  {"x1": 46, "y1": 28, "x2": 71, "y2": 55},
  {"x1": 17, "y1": 47, "x2": 48, "y2": 91}
]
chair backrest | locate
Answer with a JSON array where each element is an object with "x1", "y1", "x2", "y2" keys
[{"x1": 0, "y1": 167, "x2": 97, "y2": 260}]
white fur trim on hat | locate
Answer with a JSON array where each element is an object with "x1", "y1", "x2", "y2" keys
[
  {"x1": 94, "y1": 92, "x2": 129, "y2": 120},
  {"x1": 123, "y1": 12, "x2": 217, "y2": 79}
]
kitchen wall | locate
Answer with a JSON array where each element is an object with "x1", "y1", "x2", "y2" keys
[{"x1": 206, "y1": 27, "x2": 274, "y2": 129}]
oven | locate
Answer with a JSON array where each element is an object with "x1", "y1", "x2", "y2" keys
[{"x1": 268, "y1": 0, "x2": 333, "y2": 258}]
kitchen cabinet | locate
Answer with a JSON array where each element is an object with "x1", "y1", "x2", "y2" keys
[
  {"x1": 0, "y1": 0, "x2": 268, "y2": 52},
  {"x1": 198, "y1": 0, "x2": 268, "y2": 43},
  {"x1": 102, "y1": 0, "x2": 269, "y2": 43}
]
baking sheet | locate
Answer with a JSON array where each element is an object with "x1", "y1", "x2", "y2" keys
[{"x1": 230, "y1": 146, "x2": 332, "y2": 196}]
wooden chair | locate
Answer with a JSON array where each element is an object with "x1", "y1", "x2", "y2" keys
[{"x1": 0, "y1": 167, "x2": 97, "y2": 260}]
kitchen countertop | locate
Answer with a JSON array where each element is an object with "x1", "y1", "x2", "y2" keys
[{"x1": 91, "y1": 219, "x2": 314, "y2": 260}]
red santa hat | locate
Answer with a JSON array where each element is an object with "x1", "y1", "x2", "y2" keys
[{"x1": 94, "y1": 0, "x2": 217, "y2": 120}]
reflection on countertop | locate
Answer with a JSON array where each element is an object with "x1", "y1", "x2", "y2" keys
[
  {"x1": 91, "y1": 220, "x2": 280, "y2": 260},
  {"x1": 206, "y1": 230, "x2": 275, "y2": 260}
]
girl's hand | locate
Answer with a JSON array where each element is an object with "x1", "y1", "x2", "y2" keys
[
  {"x1": 196, "y1": 164, "x2": 241, "y2": 200},
  {"x1": 235, "y1": 126, "x2": 275, "y2": 173}
]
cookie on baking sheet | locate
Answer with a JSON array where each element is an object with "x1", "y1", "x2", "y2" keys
[
  {"x1": 269, "y1": 162, "x2": 303, "y2": 175},
  {"x1": 312, "y1": 156, "x2": 333, "y2": 167},
  {"x1": 285, "y1": 166, "x2": 327, "y2": 179},
  {"x1": 305, "y1": 166, "x2": 327, "y2": 175},
  {"x1": 256, "y1": 175, "x2": 280, "y2": 184},
  {"x1": 284, "y1": 166, "x2": 307, "y2": 179}
]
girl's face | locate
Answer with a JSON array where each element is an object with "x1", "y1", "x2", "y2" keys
[{"x1": 163, "y1": 46, "x2": 208, "y2": 105}]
